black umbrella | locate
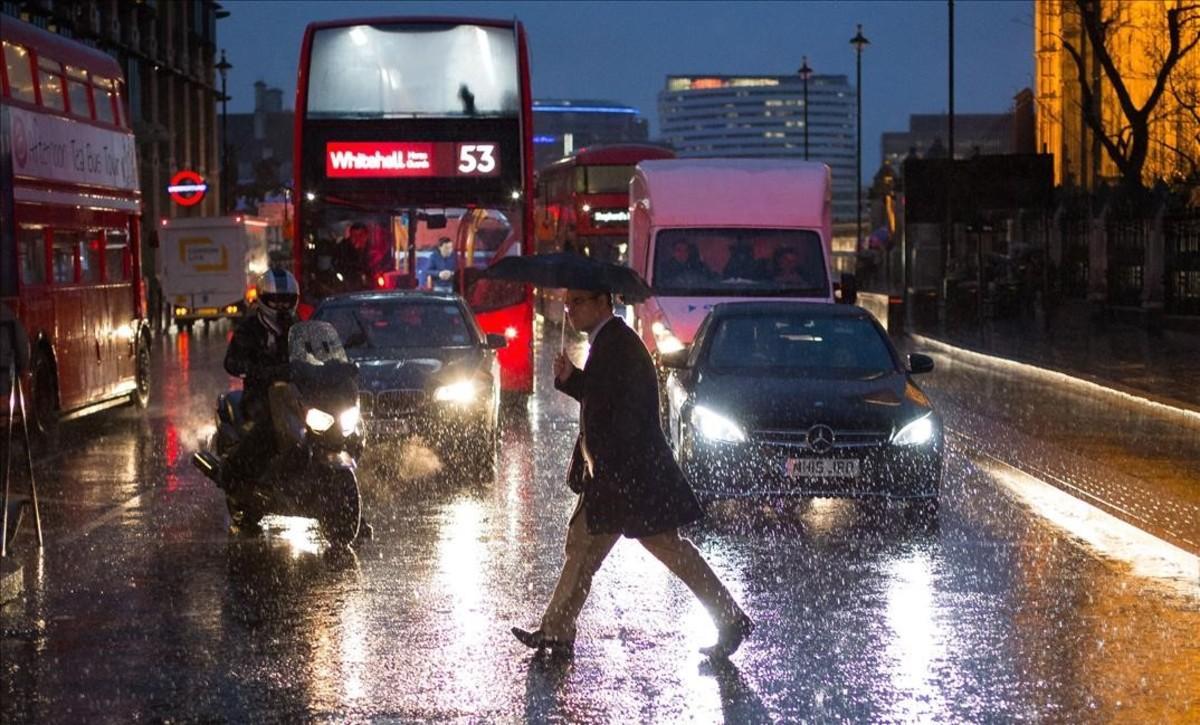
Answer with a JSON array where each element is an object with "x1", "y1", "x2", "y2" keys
[
  {"x1": 482, "y1": 253, "x2": 651, "y2": 300},
  {"x1": 482, "y1": 253, "x2": 651, "y2": 349}
]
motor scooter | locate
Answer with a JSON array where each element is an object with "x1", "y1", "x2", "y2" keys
[{"x1": 194, "y1": 320, "x2": 365, "y2": 545}]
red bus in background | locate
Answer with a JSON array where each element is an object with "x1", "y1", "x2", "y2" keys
[
  {"x1": 293, "y1": 17, "x2": 536, "y2": 395},
  {"x1": 535, "y1": 144, "x2": 675, "y2": 263},
  {"x1": 1, "y1": 17, "x2": 150, "y2": 442},
  {"x1": 534, "y1": 144, "x2": 674, "y2": 321}
]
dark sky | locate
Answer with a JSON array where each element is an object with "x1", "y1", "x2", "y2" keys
[{"x1": 218, "y1": 0, "x2": 1034, "y2": 175}]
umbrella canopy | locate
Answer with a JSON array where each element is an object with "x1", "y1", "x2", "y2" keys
[{"x1": 482, "y1": 253, "x2": 652, "y2": 301}]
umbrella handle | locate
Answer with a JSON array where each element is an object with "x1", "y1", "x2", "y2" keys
[{"x1": 560, "y1": 297, "x2": 567, "y2": 351}]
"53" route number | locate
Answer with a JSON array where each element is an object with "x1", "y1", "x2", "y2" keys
[{"x1": 457, "y1": 144, "x2": 498, "y2": 176}]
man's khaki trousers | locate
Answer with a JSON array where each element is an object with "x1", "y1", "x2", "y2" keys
[{"x1": 540, "y1": 500, "x2": 743, "y2": 641}]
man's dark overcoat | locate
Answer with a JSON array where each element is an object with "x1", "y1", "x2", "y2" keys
[{"x1": 555, "y1": 317, "x2": 704, "y2": 538}]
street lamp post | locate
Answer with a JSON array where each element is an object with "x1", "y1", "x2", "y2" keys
[
  {"x1": 798, "y1": 56, "x2": 812, "y2": 161},
  {"x1": 850, "y1": 25, "x2": 869, "y2": 254},
  {"x1": 215, "y1": 50, "x2": 232, "y2": 215}
]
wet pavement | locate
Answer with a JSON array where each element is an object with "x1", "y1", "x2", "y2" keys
[
  {"x1": 2, "y1": 320, "x2": 1198, "y2": 723},
  {"x1": 912, "y1": 298, "x2": 1200, "y2": 411}
]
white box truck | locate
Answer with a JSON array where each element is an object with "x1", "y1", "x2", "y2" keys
[{"x1": 158, "y1": 216, "x2": 269, "y2": 329}]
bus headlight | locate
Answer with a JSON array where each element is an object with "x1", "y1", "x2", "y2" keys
[
  {"x1": 651, "y1": 320, "x2": 685, "y2": 354},
  {"x1": 435, "y1": 380, "x2": 477, "y2": 404},
  {"x1": 305, "y1": 408, "x2": 335, "y2": 432},
  {"x1": 338, "y1": 406, "x2": 361, "y2": 435},
  {"x1": 691, "y1": 405, "x2": 746, "y2": 443},
  {"x1": 891, "y1": 414, "x2": 935, "y2": 446}
]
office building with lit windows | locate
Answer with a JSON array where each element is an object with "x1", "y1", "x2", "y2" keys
[{"x1": 658, "y1": 75, "x2": 857, "y2": 226}]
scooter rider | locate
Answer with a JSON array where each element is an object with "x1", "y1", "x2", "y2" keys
[{"x1": 220, "y1": 268, "x2": 303, "y2": 487}]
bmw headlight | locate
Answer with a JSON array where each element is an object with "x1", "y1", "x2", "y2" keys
[
  {"x1": 691, "y1": 405, "x2": 746, "y2": 443},
  {"x1": 305, "y1": 408, "x2": 335, "y2": 432},
  {"x1": 435, "y1": 380, "x2": 477, "y2": 404},
  {"x1": 338, "y1": 405, "x2": 360, "y2": 435},
  {"x1": 652, "y1": 320, "x2": 685, "y2": 355},
  {"x1": 892, "y1": 413, "x2": 935, "y2": 446}
]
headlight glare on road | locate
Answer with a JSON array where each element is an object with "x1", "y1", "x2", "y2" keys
[
  {"x1": 338, "y1": 405, "x2": 360, "y2": 435},
  {"x1": 892, "y1": 414, "x2": 935, "y2": 446},
  {"x1": 692, "y1": 405, "x2": 746, "y2": 443},
  {"x1": 435, "y1": 380, "x2": 477, "y2": 404},
  {"x1": 305, "y1": 408, "x2": 336, "y2": 432}
]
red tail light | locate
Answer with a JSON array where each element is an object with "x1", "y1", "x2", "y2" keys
[{"x1": 376, "y1": 275, "x2": 387, "y2": 288}]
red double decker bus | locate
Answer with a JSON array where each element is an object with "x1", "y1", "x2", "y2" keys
[
  {"x1": 293, "y1": 17, "x2": 535, "y2": 395},
  {"x1": 1, "y1": 17, "x2": 150, "y2": 442},
  {"x1": 535, "y1": 144, "x2": 675, "y2": 263}
]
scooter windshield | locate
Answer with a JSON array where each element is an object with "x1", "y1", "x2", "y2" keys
[{"x1": 289, "y1": 321, "x2": 349, "y2": 365}]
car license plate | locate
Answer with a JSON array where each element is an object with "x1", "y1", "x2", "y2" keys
[{"x1": 785, "y1": 458, "x2": 859, "y2": 478}]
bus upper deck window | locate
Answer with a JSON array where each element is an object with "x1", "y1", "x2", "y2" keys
[
  {"x1": 92, "y1": 76, "x2": 115, "y2": 124},
  {"x1": 37, "y1": 56, "x2": 66, "y2": 112},
  {"x1": 3, "y1": 42, "x2": 35, "y2": 103},
  {"x1": 66, "y1": 65, "x2": 92, "y2": 119}
]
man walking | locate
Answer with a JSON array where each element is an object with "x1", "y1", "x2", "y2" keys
[{"x1": 512, "y1": 289, "x2": 753, "y2": 658}]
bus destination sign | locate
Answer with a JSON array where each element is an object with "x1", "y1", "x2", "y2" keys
[{"x1": 325, "y1": 141, "x2": 500, "y2": 179}]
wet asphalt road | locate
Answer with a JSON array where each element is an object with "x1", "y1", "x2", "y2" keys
[{"x1": 2, "y1": 320, "x2": 1198, "y2": 723}]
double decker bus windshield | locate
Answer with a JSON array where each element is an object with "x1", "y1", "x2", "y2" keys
[
  {"x1": 302, "y1": 199, "x2": 525, "y2": 310},
  {"x1": 582, "y1": 165, "x2": 636, "y2": 193},
  {"x1": 307, "y1": 23, "x2": 520, "y2": 119}
]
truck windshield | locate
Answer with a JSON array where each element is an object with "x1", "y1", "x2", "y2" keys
[{"x1": 652, "y1": 228, "x2": 828, "y2": 298}]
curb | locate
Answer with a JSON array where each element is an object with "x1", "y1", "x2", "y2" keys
[
  {"x1": 909, "y1": 333, "x2": 1200, "y2": 426},
  {"x1": 0, "y1": 558, "x2": 23, "y2": 605}
]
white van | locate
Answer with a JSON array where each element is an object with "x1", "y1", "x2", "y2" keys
[
  {"x1": 628, "y1": 159, "x2": 840, "y2": 356},
  {"x1": 158, "y1": 216, "x2": 269, "y2": 328}
]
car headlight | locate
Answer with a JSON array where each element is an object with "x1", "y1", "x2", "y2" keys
[
  {"x1": 652, "y1": 320, "x2": 685, "y2": 355},
  {"x1": 691, "y1": 405, "x2": 746, "y2": 443},
  {"x1": 338, "y1": 405, "x2": 360, "y2": 435},
  {"x1": 305, "y1": 408, "x2": 335, "y2": 432},
  {"x1": 435, "y1": 380, "x2": 477, "y2": 404},
  {"x1": 892, "y1": 413, "x2": 935, "y2": 446}
]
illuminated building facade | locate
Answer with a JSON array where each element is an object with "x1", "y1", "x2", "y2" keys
[
  {"x1": 1035, "y1": 0, "x2": 1200, "y2": 188},
  {"x1": 658, "y1": 75, "x2": 856, "y2": 225}
]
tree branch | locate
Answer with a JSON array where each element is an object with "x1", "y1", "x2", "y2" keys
[
  {"x1": 1073, "y1": 0, "x2": 1142, "y2": 121},
  {"x1": 1062, "y1": 37, "x2": 1132, "y2": 177}
]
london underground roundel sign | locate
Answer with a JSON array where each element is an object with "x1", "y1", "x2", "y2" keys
[{"x1": 168, "y1": 170, "x2": 208, "y2": 207}]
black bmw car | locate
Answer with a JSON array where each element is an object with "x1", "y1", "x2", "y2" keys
[
  {"x1": 312, "y1": 291, "x2": 505, "y2": 478},
  {"x1": 661, "y1": 302, "x2": 942, "y2": 506}
]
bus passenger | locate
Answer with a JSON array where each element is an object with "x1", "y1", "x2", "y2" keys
[
  {"x1": 426, "y1": 237, "x2": 458, "y2": 291},
  {"x1": 333, "y1": 222, "x2": 372, "y2": 291}
]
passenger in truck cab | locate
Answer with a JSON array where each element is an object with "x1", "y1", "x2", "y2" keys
[
  {"x1": 772, "y1": 246, "x2": 824, "y2": 289},
  {"x1": 657, "y1": 239, "x2": 711, "y2": 287}
]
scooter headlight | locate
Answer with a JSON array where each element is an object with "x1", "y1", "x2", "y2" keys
[
  {"x1": 338, "y1": 405, "x2": 360, "y2": 435},
  {"x1": 892, "y1": 413, "x2": 936, "y2": 446},
  {"x1": 305, "y1": 408, "x2": 335, "y2": 432}
]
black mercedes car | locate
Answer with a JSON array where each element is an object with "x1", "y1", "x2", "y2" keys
[
  {"x1": 661, "y1": 302, "x2": 942, "y2": 507},
  {"x1": 311, "y1": 291, "x2": 505, "y2": 478}
]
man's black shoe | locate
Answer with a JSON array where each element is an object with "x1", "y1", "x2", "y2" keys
[
  {"x1": 512, "y1": 627, "x2": 574, "y2": 654},
  {"x1": 700, "y1": 614, "x2": 754, "y2": 659}
]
